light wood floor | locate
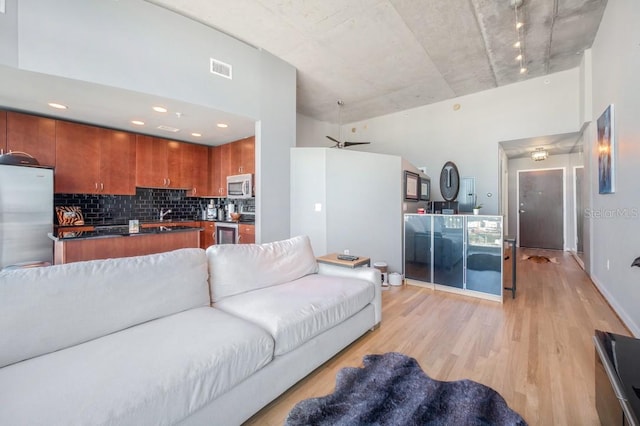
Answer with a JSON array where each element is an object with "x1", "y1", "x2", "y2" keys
[{"x1": 245, "y1": 249, "x2": 630, "y2": 425}]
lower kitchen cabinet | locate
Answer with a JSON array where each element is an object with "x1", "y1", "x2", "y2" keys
[
  {"x1": 200, "y1": 221, "x2": 216, "y2": 249},
  {"x1": 238, "y1": 224, "x2": 255, "y2": 244},
  {"x1": 52, "y1": 230, "x2": 201, "y2": 264}
]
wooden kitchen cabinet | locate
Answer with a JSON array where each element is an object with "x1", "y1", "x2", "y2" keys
[
  {"x1": 209, "y1": 145, "x2": 226, "y2": 197},
  {"x1": 238, "y1": 136, "x2": 255, "y2": 175},
  {"x1": 238, "y1": 224, "x2": 255, "y2": 244},
  {"x1": 136, "y1": 135, "x2": 185, "y2": 189},
  {"x1": 6, "y1": 111, "x2": 56, "y2": 167},
  {"x1": 200, "y1": 221, "x2": 216, "y2": 249},
  {"x1": 0, "y1": 111, "x2": 6, "y2": 154},
  {"x1": 55, "y1": 121, "x2": 136, "y2": 194},
  {"x1": 183, "y1": 143, "x2": 209, "y2": 197},
  {"x1": 227, "y1": 136, "x2": 255, "y2": 175},
  {"x1": 53, "y1": 230, "x2": 201, "y2": 264}
]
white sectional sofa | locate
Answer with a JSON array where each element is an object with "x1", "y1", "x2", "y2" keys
[{"x1": 0, "y1": 235, "x2": 380, "y2": 425}]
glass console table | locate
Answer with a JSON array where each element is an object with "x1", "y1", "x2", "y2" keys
[{"x1": 404, "y1": 214, "x2": 503, "y2": 302}]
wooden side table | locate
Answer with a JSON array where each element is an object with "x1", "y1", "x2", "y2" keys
[{"x1": 317, "y1": 253, "x2": 371, "y2": 268}]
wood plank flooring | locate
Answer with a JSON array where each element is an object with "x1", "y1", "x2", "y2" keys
[{"x1": 245, "y1": 249, "x2": 630, "y2": 425}]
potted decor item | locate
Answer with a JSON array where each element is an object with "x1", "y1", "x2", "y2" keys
[{"x1": 473, "y1": 196, "x2": 482, "y2": 215}]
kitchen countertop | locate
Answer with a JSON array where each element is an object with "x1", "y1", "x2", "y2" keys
[{"x1": 49, "y1": 225, "x2": 203, "y2": 241}]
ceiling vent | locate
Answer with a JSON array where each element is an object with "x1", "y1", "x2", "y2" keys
[
  {"x1": 210, "y1": 58, "x2": 233, "y2": 79},
  {"x1": 157, "y1": 125, "x2": 180, "y2": 133}
]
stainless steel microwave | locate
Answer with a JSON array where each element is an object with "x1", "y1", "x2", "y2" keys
[{"x1": 227, "y1": 173, "x2": 253, "y2": 199}]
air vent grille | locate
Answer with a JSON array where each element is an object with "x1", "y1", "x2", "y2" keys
[
  {"x1": 210, "y1": 58, "x2": 233, "y2": 79},
  {"x1": 157, "y1": 125, "x2": 180, "y2": 133}
]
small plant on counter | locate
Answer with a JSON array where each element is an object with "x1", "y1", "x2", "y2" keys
[{"x1": 473, "y1": 195, "x2": 483, "y2": 210}]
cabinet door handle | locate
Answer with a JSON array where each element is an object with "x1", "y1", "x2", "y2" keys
[
  {"x1": 100, "y1": 183, "x2": 104, "y2": 191},
  {"x1": 193, "y1": 187, "x2": 196, "y2": 195},
  {"x1": 95, "y1": 182, "x2": 99, "y2": 190},
  {"x1": 167, "y1": 178, "x2": 171, "y2": 186}
]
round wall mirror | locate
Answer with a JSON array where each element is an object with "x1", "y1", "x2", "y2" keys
[{"x1": 439, "y1": 161, "x2": 460, "y2": 201}]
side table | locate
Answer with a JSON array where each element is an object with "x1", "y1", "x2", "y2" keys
[{"x1": 316, "y1": 253, "x2": 371, "y2": 268}]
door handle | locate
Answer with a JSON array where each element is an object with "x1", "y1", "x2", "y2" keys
[{"x1": 519, "y1": 210, "x2": 526, "y2": 213}]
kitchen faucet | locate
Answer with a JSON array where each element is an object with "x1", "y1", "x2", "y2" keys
[{"x1": 159, "y1": 208, "x2": 172, "y2": 222}]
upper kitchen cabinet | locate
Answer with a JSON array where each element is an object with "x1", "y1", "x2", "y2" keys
[
  {"x1": 55, "y1": 121, "x2": 136, "y2": 194},
  {"x1": 6, "y1": 112, "x2": 56, "y2": 167},
  {"x1": 209, "y1": 145, "x2": 227, "y2": 197},
  {"x1": 0, "y1": 111, "x2": 6, "y2": 153},
  {"x1": 182, "y1": 143, "x2": 209, "y2": 197},
  {"x1": 136, "y1": 135, "x2": 185, "y2": 189},
  {"x1": 229, "y1": 136, "x2": 255, "y2": 175}
]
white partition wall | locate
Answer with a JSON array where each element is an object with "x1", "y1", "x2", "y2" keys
[{"x1": 291, "y1": 148, "x2": 404, "y2": 273}]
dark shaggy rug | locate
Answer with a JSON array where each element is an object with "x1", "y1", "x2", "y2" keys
[{"x1": 285, "y1": 352, "x2": 527, "y2": 426}]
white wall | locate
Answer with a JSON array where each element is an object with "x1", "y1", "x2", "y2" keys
[
  {"x1": 587, "y1": 0, "x2": 640, "y2": 336},
  {"x1": 298, "y1": 70, "x2": 582, "y2": 215},
  {"x1": 4, "y1": 0, "x2": 297, "y2": 243},
  {"x1": 290, "y1": 149, "x2": 328, "y2": 253},
  {"x1": 291, "y1": 148, "x2": 405, "y2": 272}
]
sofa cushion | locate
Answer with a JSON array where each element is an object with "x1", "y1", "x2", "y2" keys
[
  {"x1": 207, "y1": 235, "x2": 318, "y2": 302},
  {"x1": 0, "y1": 248, "x2": 209, "y2": 368},
  {"x1": 0, "y1": 307, "x2": 274, "y2": 426},
  {"x1": 214, "y1": 274, "x2": 375, "y2": 356}
]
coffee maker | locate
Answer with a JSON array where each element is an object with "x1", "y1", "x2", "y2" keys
[{"x1": 225, "y1": 202, "x2": 236, "y2": 221}]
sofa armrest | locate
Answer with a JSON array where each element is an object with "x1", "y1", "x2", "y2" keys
[{"x1": 317, "y1": 264, "x2": 381, "y2": 325}]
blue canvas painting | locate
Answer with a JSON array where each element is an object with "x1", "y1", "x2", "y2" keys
[{"x1": 597, "y1": 104, "x2": 614, "y2": 194}]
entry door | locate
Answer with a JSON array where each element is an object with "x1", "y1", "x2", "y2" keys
[{"x1": 518, "y1": 169, "x2": 564, "y2": 249}]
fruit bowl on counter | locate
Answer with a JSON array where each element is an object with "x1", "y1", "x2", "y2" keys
[{"x1": 230, "y1": 212, "x2": 241, "y2": 222}]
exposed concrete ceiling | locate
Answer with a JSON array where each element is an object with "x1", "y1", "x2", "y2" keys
[
  {"x1": 0, "y1": 0, "x2": 606, "y2": 147},
  {"x1": 147, "y1": 0, "x2": 607, "y2": 123}
]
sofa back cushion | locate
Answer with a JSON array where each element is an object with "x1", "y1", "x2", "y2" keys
[
  {"x1": 207, "y1": 235, "x2": 318, "y2": 302},
  {"x1": 0, "y1": 248, "x2": 209, "y2": 368}
]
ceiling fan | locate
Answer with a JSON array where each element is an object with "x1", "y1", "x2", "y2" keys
[{"x1": 326, "y1": 100, "x2": 371, "y2": 149}]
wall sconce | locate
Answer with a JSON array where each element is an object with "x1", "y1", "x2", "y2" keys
[{"x1": 531, "y1": 147, "x2": 548, "y2": 161}]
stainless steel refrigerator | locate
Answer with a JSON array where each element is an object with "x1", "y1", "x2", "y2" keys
[{"x1": 0, "y1": 164, "x2": 54, "y2": 269}]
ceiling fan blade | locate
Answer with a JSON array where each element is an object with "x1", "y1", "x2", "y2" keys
[
  {"x1": 326, "y1": 135, "x2": 341, "y2": 144},
  {"x1": 343, "y1": 141, "x2": 371, "y2": 147}
]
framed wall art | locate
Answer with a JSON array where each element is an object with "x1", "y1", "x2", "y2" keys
[
  {"x1": 419, "y1": 177, "x2": 430, "y2": 201},
  {"x1": 597, "y1": 104, "x2": 615, "y2": 194},
  {"x1": 404, "y1": 171, "x2": 419, "y2": 201}
]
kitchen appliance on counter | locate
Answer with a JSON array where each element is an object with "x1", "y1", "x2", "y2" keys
[
  {"x1": 227, "y1": 173, "x2": 253, "y2": 199},
  {"x1": 0, "y1": 164, "x2": 54, "y2": 270},
  {"x1": 226, "y1": 202, "x2": 236, "y2": 221}
]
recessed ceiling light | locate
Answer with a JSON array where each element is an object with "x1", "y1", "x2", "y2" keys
[
  {"x1": 217, "y1": 123, "x2": 229, "y2": 128},
  {"x1": 516, "y1": 22, "x2": 523, "y2": 29},
  {"x1": 515, "y1": 54, "x2": 522, "y2": 61},
  {"x1": 191, "y1": 132, "x2": 202, "y2": 137},
  {"x1": 152, "y1": 106, "x2": 168, "y2": 113},
  {"x1": 131, "y1": 120, "x2": 145, "y2": 126},
  {"x1": 513, "y1": 41, "x2": 521, "y2": 48},
  {"x1": 48, "y1": 102, "x2": 68, "y2": 110},
  {"x1": 520, "y1": 67, "x2": 527, "y2": 74}
]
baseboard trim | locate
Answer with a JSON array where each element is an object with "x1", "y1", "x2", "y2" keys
[{"x1": 590, "y1": 275, "x2": 640, "y2": 337}]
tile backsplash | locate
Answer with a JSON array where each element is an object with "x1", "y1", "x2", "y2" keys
[{"x1": 55, "y1": 188, "x2": 207, "y2": 226}]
